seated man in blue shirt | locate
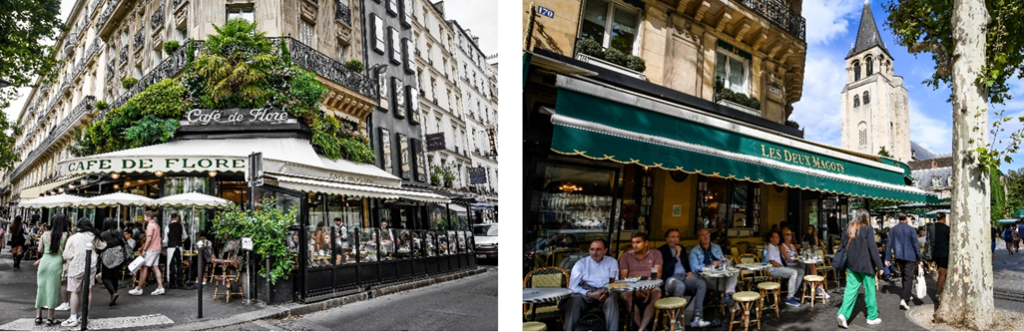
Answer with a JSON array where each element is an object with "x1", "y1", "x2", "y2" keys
[
  {"x1": 658, "y1": 228, "x2": 710, "y2": 329},
  {"x1": 563, "y1": 239, "x2": 619, "y2": 331},
  {"x1": 690, "y1": 228, "x2": 738, "y2": 303}
]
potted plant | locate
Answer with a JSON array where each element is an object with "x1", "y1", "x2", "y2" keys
[{"x1": 212, "y1": 197, "x2": 298, "y2": 304}]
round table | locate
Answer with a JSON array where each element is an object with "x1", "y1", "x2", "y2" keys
[
  {"x1": 794, "y1": 258, "x2": 824, "y2": 265},
  {"x1": 608, "y1": 279, "x2": 663, "y2": 330},
  {"x1": 523, "y1": 287, "x2": 573, "y2": 322},
  {"x1": 736, "y1": 263, "x2": 769, "y2": 272},
  {"x1": 701, "y1": 268, "x2": 740, "y2": 314}
]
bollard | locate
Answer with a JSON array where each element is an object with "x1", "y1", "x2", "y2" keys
[
  {"x1": 197, "y1": 241, "x2": 204, "y2": 319},
  {"x1": 81, "y1": 242, "x2": 92, "y2": 331}
]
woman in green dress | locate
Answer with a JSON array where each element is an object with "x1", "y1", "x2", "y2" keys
[{"x1": 35, "y1": 213, "x2": 69, "y2": 326}]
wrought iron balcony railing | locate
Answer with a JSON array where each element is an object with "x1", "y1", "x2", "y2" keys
[
  {"x1": 274, "y1": 37, "x2": 378, "y2": 99},
  {"x1": 11, "y1": 96, "x2": 96, "y2": 180},
  {"x1": 134, "y1": 28, "x2": 144, "y2": 50},
  {"x1": 151, "y1": 4, "x2": 164, "y2": 31},
  {"x1": 735, "y1": 0, "x2": 806, "y2": 42},
  {"x1": 334, "y1": 0, "x2": 351, "y2": 25}
]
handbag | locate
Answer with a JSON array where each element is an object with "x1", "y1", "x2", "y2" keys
[
  {"x1": 923, "y1": 224, "x2": 935, "y2": 262},
  {"x1": 914, "y1": 265, "x2": 927, "y2": 298},
  {"x1": 832, "y1": 234, "x2": 849, "y2": 271},
  {"x1": 573, "y1": 312, "x2": 606, "y2": 331},
  {"x1": 101, "y1": 244, "x2": 126, "y2": 269}
]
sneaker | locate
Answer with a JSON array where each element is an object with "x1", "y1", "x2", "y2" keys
[
  {"x1": 691, "y1": 317, "x2": 711, "y2": 328},
  {"x1": 129, "y1": 288, "x2": 143, "y2": 296},
  {"x1": 785, "y1": 298, "x2": 802, "y2": 307},
  {"x1": 867, "y1": 318, "x2": 882, "y2": 325},
  {"x1": 900, "y1": 299, "x2": 910, "y2": 310},
  {"x1": 54, "y1": 302, "x2": 70, "y2": 311},
  {"x1": 837, "y1": 314, "x2": 848, "y2": 329},
  {"x1": 60, "y1": 317, "x2": 79, "y2": 327},
  {"x1": 818, "y1": 289, "x2": 832, "y2": 299},
  {"x1": 151, "y1": 288, "x2": 165, "y2": 295}
]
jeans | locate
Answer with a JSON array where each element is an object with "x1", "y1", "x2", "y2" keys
[
  {"x1": 838, "y1": 270, "x2": 878, "y2": 320},
  {"x1": 701, "y1": 274, "x2": 738, "y2": 294},
  {"x1": 563, "y1": 293, "x2": 619, "y2": 331},
  {"x1": 769, "y1": 266, "x2": 804, "y2": 299},
  {"x1": 665, "y1": 273, "x2": 707, "y2": 319},
  {"x1": 993, "y1": 241, "x2": 997, "y2": 254}
]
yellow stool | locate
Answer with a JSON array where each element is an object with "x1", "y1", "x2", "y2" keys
[
  {"x1": 729, "y1": 291, "x2": 761, "y2": 331},
  {"x1": 757, "y1": 282, "x2": 781, "y2": 317},
  {"x1": 801, "y1": 275, "x2": 826, "y2": 307},
  {"x1": 523, "y1": 321, "x2": 547, "y2": 331},
  {"x1": 652, "y1": 297, "x2": 688, "y2": 331}
]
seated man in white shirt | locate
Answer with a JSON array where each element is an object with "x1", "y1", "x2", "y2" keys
[
  {"x1": 766, "y1": 230, "x2": 805, "y2": 307},
  {"x1": 563, "y1": 239, "x2": 619, "y2": 331}
]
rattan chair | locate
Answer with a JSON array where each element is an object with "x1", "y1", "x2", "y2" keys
[
  {"x1": 816, "y1": 249, "x2": 838, "y2": 288},
  {"x1": 523, "y1": 266, "x2": 571, "y2": 323}
]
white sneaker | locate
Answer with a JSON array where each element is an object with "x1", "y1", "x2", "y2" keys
[
  {"x1": 691, "y1": 317, "x2": 711, "y2": 328},
  {"x1": 129, "y1": 288, "x2": 143, "y2": 296},
  {"x1": 900, "y1": 299, "x2": 910, "y2": 310},
  {"x1": 54, "y1": 302, "x2": 70, "y2": 311},
  {"x1": 837, "y1": 314, "x2": 848, "y2": 329},
  {"x1": 60, "y1": 317, "x2": 79, "y2": 327},
  {"x1": 819, "y1": 289, "x2": 832, "y2": 299},
  {"x1": 151, "y1": 288, "x2": 165, "y2": 295},
  {"x1": 867, "y1": 318, "x2": 882, "y2": 325}
]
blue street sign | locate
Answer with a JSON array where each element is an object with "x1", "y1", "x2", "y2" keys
[
  {"x1": 538, "y1": 6, "x2": 554, "y2": 18},
  {"x1": 468, "y1": 167, "x2": 488, "y2": 184}
]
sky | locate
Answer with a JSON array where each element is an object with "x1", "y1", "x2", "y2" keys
[
  {"x1": 2, "y1": 0, "x2": 499, "y2": 128},
  {"x1": 789, "y1": 0, "x2": 1024, "y2": 172}
]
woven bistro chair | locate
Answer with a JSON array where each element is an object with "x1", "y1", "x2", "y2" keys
[
  {"x1": 816, "y1": 249, "x2": 838, "y2": 288},
  {"x1": 729, "y1": 246, "x2": 741, "y2": 258},
  {"x1": 209, "y1": 239, "x2": 242, "y2": 284},
  {"x1": 523, "y1": 266, "x2": 571, "y2": 323},
  {"x1": 211, "y1": 255, "x2": 244, "y2": 303},
  {"x1": 738, "y1": 254, "x2": 759, "y2": 291}
]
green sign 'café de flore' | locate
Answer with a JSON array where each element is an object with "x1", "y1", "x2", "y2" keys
[{"x1": 548, "y1": 75, "x2": 937, "y2": 204}]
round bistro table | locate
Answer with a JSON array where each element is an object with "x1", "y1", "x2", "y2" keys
[
  {"x1": 522, "y1": 287, "x2": 573, "y2": 322},
  {"x1": 608, "y1": 279, "x2": 664, "y2": 331}
]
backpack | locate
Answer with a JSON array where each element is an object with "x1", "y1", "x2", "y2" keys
[{"x1": 573, "y1": 312, "x2": 606, "y2": 331}]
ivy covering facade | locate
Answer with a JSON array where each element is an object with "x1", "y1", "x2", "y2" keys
[{"x1": 73, "y1": 18, "x2": 374, "y2": 163}]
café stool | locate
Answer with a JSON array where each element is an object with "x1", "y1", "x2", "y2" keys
[
  {"x1": 757, "y1": 282, "x2": 781, "y2": 317},
  {"x1": 522, "y1": 321, "x2": 547, "y2": 331},
  {"x1": 728, "y1": 291, "x2": 761, "y2": 331},
  {"x1": 652, "y1": 297, "x2": 687, "y2": 331},
  {"x1": 801, "y1": 275, "x2": 826, "y2": 307}
]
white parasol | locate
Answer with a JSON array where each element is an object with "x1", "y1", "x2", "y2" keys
[
  {"x1": 21, "y1": 194, "x2": 85, "y2": 208},
  {"x1": 77, "y1": 192, "x2": 158, "y2": 208},
  {"x1": 155, "y1": 192, "x2": 234, "y2": 269}
]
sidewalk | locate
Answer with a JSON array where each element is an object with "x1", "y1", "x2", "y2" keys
[
  {"x1": 0, "y1": 251, "x2": 490, "y2": 331},
  {"x1": 991, "y1": 239, "x2": 1024, "y2": 302}
]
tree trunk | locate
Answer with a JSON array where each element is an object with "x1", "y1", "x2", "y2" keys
[{"x1": 934, "y1": 0, "x2": 994, "y2": 329}]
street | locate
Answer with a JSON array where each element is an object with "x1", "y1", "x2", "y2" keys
[{"x1": 214, "y1": 267, "x2": 498, "y2": 331}]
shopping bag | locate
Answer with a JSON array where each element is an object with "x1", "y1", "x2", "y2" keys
[
  {"x1": 127, "y1": 256, "x2": 145, "y2": 274},
  {"x1": 914, "y1": 265, "x2": 927, "y2": 299}
]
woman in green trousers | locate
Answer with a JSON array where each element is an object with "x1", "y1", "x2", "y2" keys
[{"x1": 836, "y1": 208, "x2": 884, "y2": 328}]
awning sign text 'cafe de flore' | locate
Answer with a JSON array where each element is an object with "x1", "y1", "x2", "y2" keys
[{"x1": 63, "y1": 157, "x2": 247, "y2": 174}]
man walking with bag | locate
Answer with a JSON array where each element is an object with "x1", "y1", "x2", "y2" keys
[
  {"x1": 129, "y1": 211, "x2": 164, "y2": 296},
  {"x1": 885, "y1": 212, "x2": 923, "y2": 310}
]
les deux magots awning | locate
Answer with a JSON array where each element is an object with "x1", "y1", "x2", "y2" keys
[
  {"x1": 550, "y1": 75, "x2": 938, "y2": 204},
  {"x1": 56, "y1": 138, "x2": 449, "y2": 203}
]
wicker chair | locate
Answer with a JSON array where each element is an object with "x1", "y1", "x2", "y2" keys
[
  {"x1": 738, "y1": 254, "x2": 759, "y2": 291},
  {"x1": 729, "y1": 246, "x2": 741, "y2": 258},
  {"x1": 816, "y1": 249, "x2": 838, "y2": 288},
  {"x1": 209, "y1": 239, "x2": 241, "y2": 284},
  {"x1": 523, "y1": 266, "x2": 571, "y2": 323},
  {"x1": 212, "y1": 255, "x2": 244, "y2": 303}
]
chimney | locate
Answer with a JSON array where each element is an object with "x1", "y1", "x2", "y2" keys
[
  {"x1": 434, "y1": 1, "x2": 445, "y2": 15},
  {"x1": 473, "y1": 36, "x2": 480, "y2": 46}
]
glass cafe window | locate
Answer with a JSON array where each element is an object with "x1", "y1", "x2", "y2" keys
[
  {"x1": 359, "y1": 228, "x2": 379, "y2": 262},
  {"x1": 528, "y1": 161, "x2": 616, "y2": 252},
  {"x1": 696, "y1": 177, "x2": 759, "y2": 237},
  {"x1": 425, "y1": 230, "x2": 438, "y2": 257},
  {"x1": 227, "y1": 6, "x2": 254, "y2": 23},
  {"x1": 437, "y1": 231, "x2": 449, "y2": 256},
  {"x1": 579, "y1": 0, "x2": 640, "y2": 55},
  {"x1": 328, "y1": 195, "x2": 361, "y2": 265},
  {"x1": 715, "y1": 51, "x2": 748, "y2": 93}
]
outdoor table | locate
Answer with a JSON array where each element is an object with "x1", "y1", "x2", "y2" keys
[
  {"x1": 607, "y1": 279, "x2": 663, "y2": 331},
  {"x1": 736, "y1": 263, "x2": 769, "y2": 272},
  {"x1": 700, "y1": 268, "x2": 740, "y2": 314},
  {"x1": 794, "y1": 258, "x2": 824, "y2": 265},
  {"x1": 522, "y1": 287, "x2": 572, "y2": 322}
]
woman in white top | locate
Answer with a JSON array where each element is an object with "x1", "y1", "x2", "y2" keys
[
  {"x1": 780, "y1": 227, "x2": 829, "y2": 299},
  {"x1": 61, "y1": 218, "x2": 103, "y2": 327}
]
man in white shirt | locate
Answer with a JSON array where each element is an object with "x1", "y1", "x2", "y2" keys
[
  {"x1": 766, "y1": 230, "x2": 804, "y2": 307},
  {"x1": 563, "y1": 239, "x2": 619, "y2": 331}
]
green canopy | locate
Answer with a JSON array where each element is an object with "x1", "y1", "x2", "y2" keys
[
  {"x1": 1013, "y1": 209, "x2": 1024, "y2": 219},
  {"x1": 550, "y1": 77, "x2": 937, "y2": 204}
]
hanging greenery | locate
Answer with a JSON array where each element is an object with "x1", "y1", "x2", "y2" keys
[
  {"x1": 212, "y1": 197, "x2": 297, "y2": 284},
  {"x1": 72, "y1": 18, "x2": 374, "y2": 163}
]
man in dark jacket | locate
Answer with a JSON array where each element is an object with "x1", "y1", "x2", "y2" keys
[
  {"x1": 658, "y1": 228, "x2": 710, "y2": 329},
  {"x1": 165, "y1": 213, "x2": 186, "y2": 289},
  {"x1": 885, "y1": 212, "x2": 923, "y2": 310}
]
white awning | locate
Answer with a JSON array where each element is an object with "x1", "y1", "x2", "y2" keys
[
  {"x1": 19, "y1": 176, "x2": 75, "y2": 200},
  {"x1": 55, "y1": 138, "x2": 445, "y2": 203}
]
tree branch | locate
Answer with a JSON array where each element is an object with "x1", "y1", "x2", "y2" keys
[{"x1": 909, "y1": 40, "x2": 951, "y2": 78}]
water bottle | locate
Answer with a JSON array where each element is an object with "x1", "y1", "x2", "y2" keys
[{"x1": 762, "y1": 249, "x2": 768, "y2": 266}]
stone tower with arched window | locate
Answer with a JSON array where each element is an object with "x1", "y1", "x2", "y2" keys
[{"x1": 840, "y1": 0, "x2": 910, "y2": 161}]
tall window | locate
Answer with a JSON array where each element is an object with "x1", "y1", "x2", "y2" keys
[
  {"x1": 863, "y1": 91, "x2": 870, "y2": 104},
  {"x1": 226, "y1": 6, "x2": 254, "y2": 22},
  {"x1": 389, "y1": 27, "x2": 401, "y2": 64},
  {"x1": 866, "y1": 56, "x2": 874, "y2": 76},
  {"x1": 579, "y1": 0, "x2": 640, "y2": 55},
  {"x1": 853, "y1": 61, "x2": 861, "y2": 81},
  {"x1": 715, "y1": 51, "x2": 748, "y2": 93},
  {"x1": 853, "y1": 94, "x2": 860, "y2": 107},
  {"x1": 403, "y1": 38, "x2": 415, "y2": 72},
  {"x1": 299, "y1": 20, "x2": 316, "y2": 47},
  {"x1": 858, "y1": 122, "x2": 868, "y2": 152},
  {"x1": 372, "y1": 14, "x2": 385, "y2": 53}
]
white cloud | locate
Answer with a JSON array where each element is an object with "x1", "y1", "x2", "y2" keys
[
  {"x1": 442, "y1": 0, "x2": 499, "y2": 55},
  {"x1": 790, "y1": 49, "x2": 848, "y2": 146},
  {"x1": 802, "y1": 0, "x2": 864, "y2": 45},
  {"x1": 908, "y1": 98, "x2": 952, "y2": 154}
]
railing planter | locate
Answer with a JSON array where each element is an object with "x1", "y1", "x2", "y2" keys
[
  {"x1": 576, "y1": 53, "x2": 647, "y2": 81},
  {"x1": 717, "y1": 99, "x2": 762, "y2": 117}
]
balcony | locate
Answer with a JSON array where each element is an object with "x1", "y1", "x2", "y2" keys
[
  {"x1": 334, "y1": 1, "x2": 351, "y2": 25},
  {"x1": 276, "y1": 37, "x2": 378, "y2": 100},
  {"x1": 63, "y1": 33, "x2": 79, "y2": 55},
  {"x1": 97, "y1": 0, "x2": 137, "y2": 39},
  {"x1": 133, "y1": 29, "x2": 144, "y2": 51},
  {"x1": 11, "y1": 96, "x2": 96, "y2": 181},
  {"x1": 151, "y1": 4, "x2": 164, "y2": 31},
  {"x1": 735, "y1": 0, "x2": 806, "y2": 42}
]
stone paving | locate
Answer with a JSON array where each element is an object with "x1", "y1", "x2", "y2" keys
[{"x1": 992, "y1": 238, "x2": 1024, "y2": 302}]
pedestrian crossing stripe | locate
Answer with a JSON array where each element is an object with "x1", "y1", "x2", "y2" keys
[{"x1": 0, "y1": 314, "x2": 173, "y2": 331}]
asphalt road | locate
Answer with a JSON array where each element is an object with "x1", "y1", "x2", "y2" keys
[{"x1": 215, "y1": 267, "x2": 498, "y2": 331}]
